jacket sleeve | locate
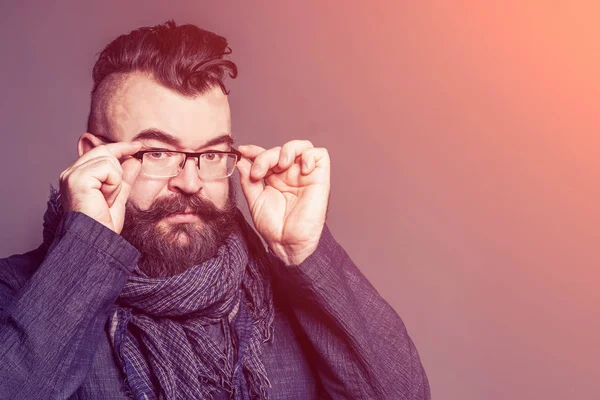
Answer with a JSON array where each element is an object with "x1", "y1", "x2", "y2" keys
[
  {"x1": 268, "y1": 225, "x2": 431, "y2": 400},
  {"x1": 0, "y1": 212, "x2": 139, "y2": 399}
]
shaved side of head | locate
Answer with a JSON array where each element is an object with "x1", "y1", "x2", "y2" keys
[{"x1": 87, "y1": 73, "x2": 130, "y2": 137}]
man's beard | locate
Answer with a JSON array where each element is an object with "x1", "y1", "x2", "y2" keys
[{"x1": 121, "y1": 182, "x2": 239, "y2": 278}]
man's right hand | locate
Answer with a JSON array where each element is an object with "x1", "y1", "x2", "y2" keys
[{"x1": 59, "y1": 141, "x2": 142, "y2": 234}]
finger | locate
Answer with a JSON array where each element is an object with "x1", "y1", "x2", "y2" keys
[
  {"x1": 67, "y1": 158, "x2": 124, "y2": 198},
  {"x1": 113, "y1": 158, "x2": 142, "y2": 210},
  {"x1": 104, "y1": 183, "x2": 122, "y2": 208},
  {"x1": 73, "y1": 141, "x2": 141, "y2": 168},
  {"x1": 120, "y1": 157, "x2": 142, "y2": 188},
  {"x1": 95, "y1": 161, "x2": 123, "y2": 197},
  {"x1": 99, "y1": 166, "x2": 122, "y2": 202},
  {"x1": 278, "y1": 140, "x2": 314, "y2": 170},
  {"x1": 236, "y1": 157, "x2": 264, "y2": 209},
  {"x1": 237, "y1": 144, "x2": 266, "y2": 161},
  {"x1": 301, "y1": 147, "x2": 330, "y2": 175},
  {"x1": 104, "y1": 141, "x2": 143, "y2": 160},
  {"x1": 71, "y1": 155, "x2": 123, "y2": 177},
  {"x1": 250, "y1": 147, "x2": 283, "y2": 180}
]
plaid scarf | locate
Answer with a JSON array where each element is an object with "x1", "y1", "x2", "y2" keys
[{"x1": 43, "y1": 188, "x2": 274, "y2": 400}]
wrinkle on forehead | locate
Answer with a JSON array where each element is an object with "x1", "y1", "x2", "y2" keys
[{"x1": 98, "y1": 72, "x2": 231, "y2": 144}]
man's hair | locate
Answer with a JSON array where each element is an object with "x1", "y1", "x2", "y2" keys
[{"x1": 87, "y1": 20, "x2": 237, "y2": 135}]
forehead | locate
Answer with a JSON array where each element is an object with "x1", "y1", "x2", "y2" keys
[{"x1": 105, "y1": 73, "x2": 231, "y2": 147}]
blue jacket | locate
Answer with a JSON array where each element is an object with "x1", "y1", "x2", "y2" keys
[{"x1": 0, "y1": 211, "x2": 430, "y2": 399}]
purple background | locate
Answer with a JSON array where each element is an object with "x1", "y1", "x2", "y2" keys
[{"x1": 1, "y1": 1, "x2": 599, "y2": 399}]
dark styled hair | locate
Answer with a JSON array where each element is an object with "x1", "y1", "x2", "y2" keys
[{"x1": 87, "y1": 20, "x2": 237, "y2": 134}]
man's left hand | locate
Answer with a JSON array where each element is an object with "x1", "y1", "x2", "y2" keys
[{"x1": 236, "y1": 140, "x2": 330, "y2": 265}]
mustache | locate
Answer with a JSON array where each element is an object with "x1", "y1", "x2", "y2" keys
[{"x1": 127, "y1": 194, "x2": 232, "y2": 224}]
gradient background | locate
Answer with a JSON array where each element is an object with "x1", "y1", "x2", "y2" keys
[{"x1": 1, "y1": 1, "x2": 599, "y2": 399}]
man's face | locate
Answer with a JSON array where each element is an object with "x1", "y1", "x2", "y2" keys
[{"x1": 103, "y1": 73, "x2": 237, "y2": 276}]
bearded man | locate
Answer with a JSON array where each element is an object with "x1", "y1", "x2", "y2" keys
[{"x1": 0, "y1": 21, "x2": 430, "y2": 399}]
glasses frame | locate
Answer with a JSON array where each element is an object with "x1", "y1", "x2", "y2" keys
[
  {"x1": 94, "y1": 134, "x2": 242, "y2": 179},
  {"x1": 133, "y1": 149, "x2": 242, "y2": 178}
]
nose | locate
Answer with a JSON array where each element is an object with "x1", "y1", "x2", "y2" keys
[{"x1": 167, "y1": 157, "x2": 203, "y2": 195}]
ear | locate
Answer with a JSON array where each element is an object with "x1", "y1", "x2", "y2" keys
[{"x1": 77, "y1": 133, "x2": 104, "y2": 157}]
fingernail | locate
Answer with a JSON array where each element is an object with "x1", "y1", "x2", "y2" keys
[
  {"x1": 281, "y1": 155, "x2": 288, "y2": 164},
  {"x1": 253, "y1": 165, "x2": 261, "y2": 175}
]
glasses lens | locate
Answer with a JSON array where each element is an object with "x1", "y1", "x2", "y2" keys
[
  {"x1": 199, "y1": 153, "x2": 238, "y2": 179},
  {"x1": 142, "y1": 151, "x2": 185, "y2": 177}
]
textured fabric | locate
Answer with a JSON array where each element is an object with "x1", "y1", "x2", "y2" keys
[
  {"x1": 0, "y1": 192, "x2": 431, "y2": 399},
  {"x1": 0, "y1": 207, "x2": 140, "y2": 399},
  {"x1": 42, "y1": 189, "x2": 275, "y2": 400}
]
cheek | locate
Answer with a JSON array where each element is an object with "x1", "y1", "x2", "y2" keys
[
  {"x1": 128, "y1": 177, "x2": 168, "y2": 209},
  {"x1": 202, "y1": 181, "x2": 230, "y2": 208}
]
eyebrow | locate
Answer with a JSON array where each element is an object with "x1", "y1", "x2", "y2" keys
[{"x1": 131, "y1": 128, "x2": 234, "y2": 150}]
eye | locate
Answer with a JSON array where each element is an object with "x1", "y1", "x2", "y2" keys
[
  {"x1": 147, "y1": 151, "x2": 175, "y2": 160},
  {"x1": 203, "y1": 153, "x2": 223, "y2": 162}
]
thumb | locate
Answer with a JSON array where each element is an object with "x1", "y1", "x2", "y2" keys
[
  {"x1": 236, "y1": 158, "x2": 263, "y2": 210},
  {"x1": 114, "y1": 158, "x2": 142, "y2": 209}
]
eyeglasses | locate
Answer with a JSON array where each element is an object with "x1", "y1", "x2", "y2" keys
[
  {"x1": 95, "y1": 135, "x2": 241, "y2": 179},
  {"x1": 133, "y1": 149, "x2": 241, "y2": 179}
]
